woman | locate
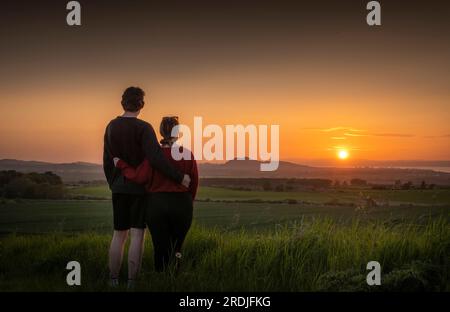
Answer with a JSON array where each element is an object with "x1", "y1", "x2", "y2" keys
[{"x1": 113, "y1": 116, "x2": 198, "y2": 272}]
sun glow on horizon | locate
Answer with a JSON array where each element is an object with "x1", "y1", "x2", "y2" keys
[{"x1": 337, "y1": 149, "x2": 349, "y2": 160}]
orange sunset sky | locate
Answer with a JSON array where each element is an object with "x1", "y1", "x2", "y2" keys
[{"x1": 0, "y1": 0, "x2": 449, "y2": 164}]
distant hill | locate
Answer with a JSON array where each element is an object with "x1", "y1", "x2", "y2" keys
[
  {"x1": 0, "y1": 159, "x2": 104, "y2": 182},
  {"x1": 1, "y1": 158, "x2": 450, "y2": 185},
  {"x1": 201, "y1": 159, "x2": 450, "y2": 185}
]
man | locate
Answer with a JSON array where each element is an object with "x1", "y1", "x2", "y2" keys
[{"x1": 103, "y1": 86, "x2": 190, "y2": 288}]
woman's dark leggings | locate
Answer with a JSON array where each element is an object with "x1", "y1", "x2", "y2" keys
[{"x1": 146, "y1": 192, "x2": 193, "y2": 272}]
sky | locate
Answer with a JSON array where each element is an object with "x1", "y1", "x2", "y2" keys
[{"x1": 0, "y1": 0, "x2": 449, "y2": 164}]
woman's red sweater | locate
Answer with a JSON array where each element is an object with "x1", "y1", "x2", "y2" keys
[{"x1": 116, "y1": 147, "x2": 198, "y2": 199}]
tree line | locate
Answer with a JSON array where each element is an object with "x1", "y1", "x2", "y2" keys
[{"x1": 0, "y1": 170, "x2": 65, "y2": 199}]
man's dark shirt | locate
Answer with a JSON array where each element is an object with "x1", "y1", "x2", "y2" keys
[{"x1": 103, "y1": 116, "x2": 183, "y2": 194}]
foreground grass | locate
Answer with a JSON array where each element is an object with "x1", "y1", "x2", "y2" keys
[{"x1": 1, "y1": 219, "x2": 448, "y2": 292}]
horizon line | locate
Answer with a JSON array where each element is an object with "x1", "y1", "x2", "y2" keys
[{"x1": 1, "y1": 157, "x2": 450, "y2": 167}]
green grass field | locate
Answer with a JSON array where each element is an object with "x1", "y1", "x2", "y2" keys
[
  {"x1": 1, "y1": 220, "x2": 448, "y2": 291},
  {"x1": 1, "y1": 198, "x2": 448, "y2": 234},
  {"x1": 1, "y1": 185, "x2": 449, "y2": 291},
  {"x1": 68, "y1": 185, "x2": 450, "y2": 205}
]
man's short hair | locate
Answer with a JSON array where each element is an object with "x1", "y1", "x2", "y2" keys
[{"x1": 121, "y1": 87, "x2": 145, "y2": 112}]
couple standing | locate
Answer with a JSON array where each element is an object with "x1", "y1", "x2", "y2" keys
[{"x1": 103, "y1": 87, "x2": 198, "y2": 288}]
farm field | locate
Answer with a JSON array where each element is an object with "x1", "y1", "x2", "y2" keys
[
  {"x1": 68, "y1": 184, "x2": 450, "y2": 205},
  {"x1": 2, "y1": 187, "x2": 450, "y2": 233}
]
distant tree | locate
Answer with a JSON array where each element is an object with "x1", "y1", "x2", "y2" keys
[
  {"x1": 44, "y1": 171, "x2": 63, "y2": 185},
  {"x1": 0, "y1": 170, "x2": 64, "y2": 199},
  {"x1": 342, "y1": 181, "x2": 348, "y2": 188},
  {"x1": 296, "y1": 179, "x2": 332, "y2": 189},
  {"x1": 402, "y1": 181, "x2": 413, "y2": 190},
  {"x1": 350, "y1": 178, "x2": 367, "y2": 187},
  {"x1": 275, "y1": 184, "x2": 285, "y2": 192},
  {"x1": 5, "y1": 177, "x2": 36, "y2": 198},
  {"x1": 0, "y1": 170, "x2": 23, "y2": 187},
  {"x1": 262, "y1": 181, "x2": 272, "y2": 191},
  {"x1": 334, "y1": 180, "x2": 341, "y2": 188},
  {"x1": 285, "y1": 185, "x2": 294, "y2": 191},
  {"x1": 28, "y1": 171, "x2": 62, "y2": 185},
  {"x1": 420, "y1": 181, "x2": 427, "y2": 190},
  {"x1": 371, "y1": 184, "x2": 388, "y2": 190}
]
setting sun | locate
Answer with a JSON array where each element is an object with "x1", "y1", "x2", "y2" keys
[{"x1": 337, "y1": 149, "x2": 349, "y2": 160}]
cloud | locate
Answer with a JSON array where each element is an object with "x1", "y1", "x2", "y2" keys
[
  {"x1": 306, "y1": 126, "x2": 414, "y2": 138},
  {"x1": 371, "y1": 133, "x2": 415, "y2": 138},
  {"x1": 424, "y1": 134, "x2": 450, "y2": 138},
  {"x1": 331, "y1": 137, "x2": 346, "y2": 140},
  {"x1": 327, "y1": 146, "x2": 364, "y2": 151},
  {"x1": 321, "y1": 127, "x2": 365, "y2": 133},
  {"x1": 344, "y1": 132, "x2": 414, "y2": 138},
  {"x1": 344, "y1": 132, "x2": 368, "y2": 137}
]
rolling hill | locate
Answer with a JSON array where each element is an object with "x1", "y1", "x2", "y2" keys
[
  {"x1": 0, "y1": 159, "x2": 104, "y2": 182},
  {"x1": 1, "y1": 158, "x2": 450, "y2": 185}
]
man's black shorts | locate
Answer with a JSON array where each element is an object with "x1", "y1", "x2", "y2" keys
[{"x1": 112, "y1": 193, "x2": 146, "y2": 230}]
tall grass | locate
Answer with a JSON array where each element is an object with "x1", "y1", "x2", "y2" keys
[{"x1": 0, "y1": 218, "x2": 448, "y2": 291}]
